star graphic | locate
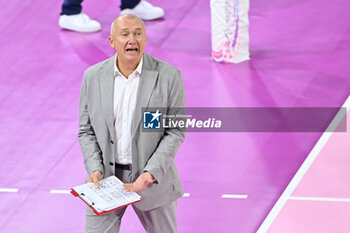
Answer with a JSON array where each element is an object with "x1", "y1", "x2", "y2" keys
[{"x1": 151, "y1": 110, "x2": 161, "y2": 122}]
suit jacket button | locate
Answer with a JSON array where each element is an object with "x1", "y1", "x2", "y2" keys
[
  {"x1": 111, "y1": 140, "x2": 114, "y2": 144},
  {"x1": 109, "y1": 162, "x2": 114, "y2": 166}
]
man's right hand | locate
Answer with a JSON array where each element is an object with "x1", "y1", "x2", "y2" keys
[{"x1": 87, "y1": 170, "x2": 104, "y2": 188}]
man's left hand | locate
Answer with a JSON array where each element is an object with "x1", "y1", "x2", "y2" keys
[{"x1": 123, "y1": 172, "x2": 154, "y2": 192}]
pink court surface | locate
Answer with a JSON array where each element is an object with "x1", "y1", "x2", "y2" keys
[
  {"x1": 260, "y1": 98, "x2": 350, "y2": 233},
  {"x1": 1, "y1": 0, "x2": 350, "y2": 232}
]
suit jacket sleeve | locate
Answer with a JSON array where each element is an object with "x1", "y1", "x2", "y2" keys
[
  {"x1": 143, "y1": 68, "x2": 186, "y2": 184},
  {"x1": 78, "y1": 71, "x2": 104, "y2": 176}
]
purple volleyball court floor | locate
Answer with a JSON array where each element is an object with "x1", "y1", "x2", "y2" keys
[{"x1": 1, "y1": 0, "x2": 350, "y2": 232}]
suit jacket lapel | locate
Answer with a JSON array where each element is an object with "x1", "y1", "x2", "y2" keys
[
  {"x1": 99, "y1": 56, "x2": 116, "y2": 140},
  {"x1": 132, "y1": 53, "x2": 159, "y2": 137}
]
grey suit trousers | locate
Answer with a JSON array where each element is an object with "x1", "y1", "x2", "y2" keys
[{"x1": 85, "y1": 167, "x2": 178, "y2": 233}]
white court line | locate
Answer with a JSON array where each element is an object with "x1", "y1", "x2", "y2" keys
[
  {"x1": 222, "y1": 194, "x2": 248, "y2": 199},
  {"x1": 257, "y1": 96, "x2": 350, "y2": 233},
  {"x1": 50, "y1": 189, "x2": 71, "y2": 194},
  {"x1": 0, "y1": 188, "x2": 19, "y2": 192},
  {"x1": 290, "y1": 196, "x2": 350, "y2": 202},
  {"x1": 183, "y1": 193, "x2": 190, "y2": 197}
]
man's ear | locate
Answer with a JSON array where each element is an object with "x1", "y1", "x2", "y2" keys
[{"x1": 108, "y1": 36, "x2": 114, "y2": 49}]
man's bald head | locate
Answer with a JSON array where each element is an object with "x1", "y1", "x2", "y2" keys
[{"x1": 110, "y1": 14, "x2": 145, "y2": 36}]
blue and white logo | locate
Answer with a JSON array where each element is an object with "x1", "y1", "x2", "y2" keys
[{"x1": 143, "y1": 110, "x2": 162, "y2": 129}]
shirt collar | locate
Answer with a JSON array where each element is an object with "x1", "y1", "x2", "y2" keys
[{"x1": 114, "y1": 53, "x2": 143, "y2": 78}]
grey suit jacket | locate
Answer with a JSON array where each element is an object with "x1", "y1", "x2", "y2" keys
[{"x1": 78, "y1": 53, "x2": 186, "y2": 211}]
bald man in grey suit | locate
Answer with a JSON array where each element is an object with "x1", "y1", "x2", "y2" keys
[{"x1": 78, "y1": 14, "x2": 186, "y2": 233}]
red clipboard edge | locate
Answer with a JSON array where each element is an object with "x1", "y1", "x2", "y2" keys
[{"x1": 70, "y1": 188, "x2": 141, "y2": 216}]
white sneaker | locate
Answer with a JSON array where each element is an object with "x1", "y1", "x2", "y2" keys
[
  {"x1": 59, "y1": 13, "x2": 101, "y2": 32},
  {"x1": 120, "y1": 0, "x2": 165, "y2": 20}
]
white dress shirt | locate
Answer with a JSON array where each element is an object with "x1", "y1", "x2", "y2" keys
[{"x1": 113, "y1": 54, "x2": 143, "y2": 165}]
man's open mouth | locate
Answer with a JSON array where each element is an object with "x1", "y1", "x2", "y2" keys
[{"x1": 126, "y1": 48, "x2": 138, "y2": 52}]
